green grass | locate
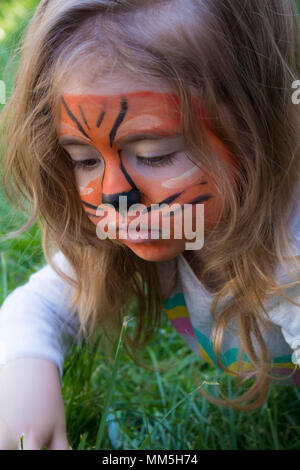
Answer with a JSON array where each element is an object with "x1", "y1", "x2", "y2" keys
[
  {"x1": 57, "y1": 320, "x2": 300, "y2": 451},
  {"x1": 1, "y1": 0, "x2": 300, "y2": 451}
]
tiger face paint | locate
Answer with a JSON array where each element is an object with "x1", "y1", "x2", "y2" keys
[{"x1": 59, "y1": 88, "x2": 236, "y2": 261}]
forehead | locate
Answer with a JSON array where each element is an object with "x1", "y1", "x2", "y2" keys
[
  {"x1": 60, "y1": 90, "x2": 182, "y2": 141},
  {"x1": 60, "y1": 71, "x2": 175, "y2": 96}
]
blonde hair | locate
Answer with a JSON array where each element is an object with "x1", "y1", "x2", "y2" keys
[{"x1": 1, "y1": 0, "x2": 300, "y2": 410}]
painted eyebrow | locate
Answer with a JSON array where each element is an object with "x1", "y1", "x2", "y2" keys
[
  {"x1": 59, "y1": 133, "x2": 182, "y2": 147},
  {"x1": 116, "y1": 132, "x2": 182, "y2": 145},
  {"x1": 59, "y1": 136, "x2": 94, "y2": 147}
]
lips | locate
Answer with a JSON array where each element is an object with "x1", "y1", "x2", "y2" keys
[
  {"x1": 117, "y1": 223, "x2": 162, "y2": 233},
  {"x1": 115, "y1": 223, "x2": 169, "y2": 242}
]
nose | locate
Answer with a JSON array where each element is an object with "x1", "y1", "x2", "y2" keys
[
  {"x1": 101, "y1": 154, "x2": 142, "y2": 211},
  {"x1": 102, "y1": 188, "x2": 141, "y2": 211}
]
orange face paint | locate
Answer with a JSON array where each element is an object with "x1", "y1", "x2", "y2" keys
[{"x1": 59, "y1": 90, "x2": 238, "y2": 261}]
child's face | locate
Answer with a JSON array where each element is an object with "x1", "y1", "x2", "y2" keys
[{"x1": 59, "y1": 75, "x2": 236, "y2": 262}]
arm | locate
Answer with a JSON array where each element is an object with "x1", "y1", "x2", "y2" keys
[
  {"x1": 0, "y1": 357, "x2": 69, "y2": 450},
  {"x1": 0, "y1": 251, "x2": 81, "y2": 382},
  {"x1": 0, "y1": 251, "x2": 81, "y2": 449}
]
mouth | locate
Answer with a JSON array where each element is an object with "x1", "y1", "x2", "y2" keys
[
  {"x1": 116, "y1": 223, "x2": 167, "y2": 243},
  {"x1": 118, "y1": 223, "x2": 161, "y2": 232}
]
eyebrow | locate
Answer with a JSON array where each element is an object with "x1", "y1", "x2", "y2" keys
[
  {"x1": 59, "y1": 136, "x2": 94, "y2": 146},
  {"x1": 59, "y1": 132, "x2": 182, "y2": 147},
  {"x1": 116, "y1": 132, "x2": 182, "y2": 145}
]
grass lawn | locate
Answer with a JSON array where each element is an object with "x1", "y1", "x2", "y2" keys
[{"x1": 0, "y1": 0, "x2": 300, "y2": 451}]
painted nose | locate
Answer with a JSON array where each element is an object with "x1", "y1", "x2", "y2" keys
[
  {"x1": 102, "y1": 188, "x2": 141, "y2": 211},
  {"x1": 102, "y1": 155, "x2": 142, "y2": 211}
]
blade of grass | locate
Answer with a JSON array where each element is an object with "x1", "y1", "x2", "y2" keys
[
  {"x1": 95, "y1": 316, "x2": 132, "y2": 450},
  {"x1": 78, "y1": 432, "x2": 88, "y2": 450},
  {"x1": 227, "y1": 376, "x2": 237, "y2": 449},
  {"x1": 267, "y1": 407, "x2": 280, "y2": 450},
  {"x1": 138, "y1": 380, "x2": 219, "y2": 450},
  {"x1": 146, "y1": 346, "x2": 166, "y2": 408},
  {"x1": 19, "y1": 433, "x2": 24, "y2": 450}
]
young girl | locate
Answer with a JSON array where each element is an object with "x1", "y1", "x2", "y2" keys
[{"x1": 0, "y1": 0, "x2": 300, "y2": 450}]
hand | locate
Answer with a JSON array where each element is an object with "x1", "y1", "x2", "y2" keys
[{"x1": 0, "y1": 357, "x2": 69, "y2": 450}]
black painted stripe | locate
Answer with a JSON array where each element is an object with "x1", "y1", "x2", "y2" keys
[
  {"x1": 119, "y1": 158, "x2": 139, "y2": 192},
  {"x1": 109, "y1": 97, "x2": 128, "y2": 147},
  {"x1": 189, "y1": 194, "x2": 214, "y2": 204},
  {"x1": 61, "y1": 97, "x2": 91, "y2": 140},
  {"x1": 137, "y1": 193, "x2": 214, "y2": 219},
  {"x1": 85, "y1": 211, "x2": 101, "y2": 219},
  {"x1": 96, "y1": 110, "x2": 106, "y2": 128},
  {"x1": 161, "y1": 194, "x2": 214, "y2": 217},
  {"x1": 141, "y1": 192, "x2": 184, "y2": 215},
  {"x1": 82, "y1": 192, "x2": 213, "y2": 217},
  {"x1": 160, "y1": 192, "x2": 184, "y2": 205},
  {"x1": 78, "y1": 104, "x2": 90, "y2": 130},
  {"x1": 81, "y1": 199, "x2": 98, "y2": 210}
]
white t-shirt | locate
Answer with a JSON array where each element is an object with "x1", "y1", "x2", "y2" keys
[{"x1": 0, "y1": 200, "x2": 299, "y2": 384}]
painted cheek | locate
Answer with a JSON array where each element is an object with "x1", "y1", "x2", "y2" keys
[
  {"x1": 79, "y1": 175, "x2": 103, "y2": 209},
  {"x1": 193, "y1": 98, "x2": 240, "y2": 183},
  {"x1": 121, "y1": 149, "x2": 205, "y2": 195},
  {"x1": 161, "y1": 165, "x2": 204, "y2": 190}
]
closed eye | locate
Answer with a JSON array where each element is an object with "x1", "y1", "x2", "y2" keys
[
  {"x1": 135, "y1": 153, "x2": 177, "y2": 167},
  {"x1": 71, "y1": 158, "x2": 101, "y2": 170}
]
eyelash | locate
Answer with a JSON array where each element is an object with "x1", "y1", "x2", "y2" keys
[
  {"x1": 71, "y1": 159, "x2": 100, "y2": 171},
  {"x1": 71, "y1": 153, "x2": 177, "y2": 170},
  {"x1": 135, "y1": 153, "x2": 176, "y2": 168}
]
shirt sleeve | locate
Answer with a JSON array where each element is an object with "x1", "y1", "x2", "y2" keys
[
  {"x1": 266, "y1": 283, "x2": 300, "y2": 367},
  {"x1": 0, "y1": 251, "x2": 81, "y2": 382},
  {"x1": 268, "y1": 194, "x2": 300, "y2": 366}
]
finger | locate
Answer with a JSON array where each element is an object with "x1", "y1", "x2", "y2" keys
[
  {"x1": 47, "y1": 433, "x2": 70, "y2": 450},
  {"x1": 21, "y1": 432, "x2": 42, "y2": 450},
  {"x1": 0, "y1": 420, "x2": 16, "y2": 450}
]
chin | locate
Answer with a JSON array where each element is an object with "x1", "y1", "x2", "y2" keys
[{"x1": 120, "y1": 239, "x2": 186, "y2": 262}]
